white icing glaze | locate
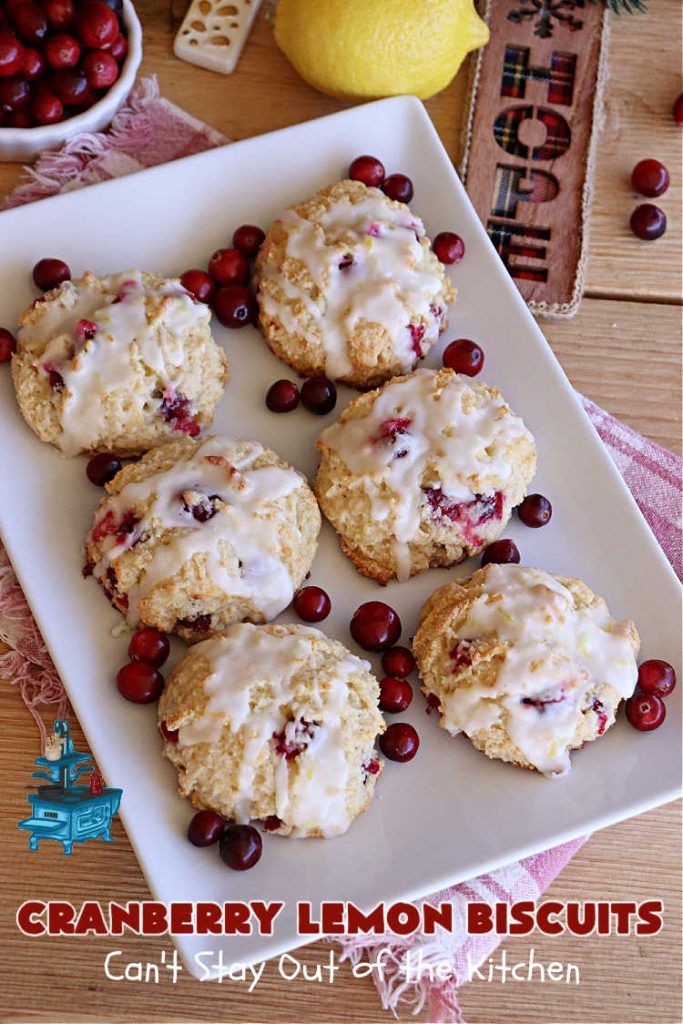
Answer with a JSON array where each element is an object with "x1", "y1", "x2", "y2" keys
[
  {"x1": 20, "y1": 271, "x2": 206, "y2": 455},
  {"x1": 90, "y1": 437, "x2": 304, "y2": 626},
  {"x1": 438, "y1": 565, "x2": 638, "y2": 777},
  {"x1": 319, "y1": 369, "x2": 533, "y2": 579},
  {"x1": 259, "y1": 191, "x2": 446, "y2": 378},
  {"x1": 177, "y1": 624, "x2": 372, "y2": 837}
]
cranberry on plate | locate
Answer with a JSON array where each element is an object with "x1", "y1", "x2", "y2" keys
[
  {"x1": 266, "y1": 379, "x2": 300, "y2": 413},
  {"x1": 379, "y1": 676, "x2": 413, "y2": 714},
  {"x1": 213, "y1": 285, "x2": 256, "y2": 328},
  {"x1": 180, "y1": 268, "x2": 215, "y2": 304},
  {"x1": 349, "y1": 154, "x2": 385, "y2": 188},
  {"x1": 381, "y1": 646, "x2": 415, "y2": 678},
  {"x1": 188, "y1": 810, "x2": 225, "y2": 847},
  {"x1": 0, "y1": 327, "x2": 16, "y2": 362},
  {"x1": 382, "y1": 173, "x2": 414, "y2": 204},
  {"x1": 636, "y1": 659, "x2": 676, "y2": 698},
  {"x1": 116, "y1": 661, "x2": 164, "y2": 704},
  {"x1": 350, "y1": 601, "x2": 401, "y2": 652},
  {"x1": 219, "y1": 823, "x2": 263, "y2": 871},
  {"x1": 300, "y1": 375, "x2": 336, "y2": 415},
  {"x1": 432, "y1": 232, "x2": 465, "y2": 265},
  {"x1": 86, "y1": 452, "x2": 122, "y2": 486},
  {"x1": 625, "y1": 691, "x2": 666, "y2": 731},
  {"x1": 232, "y1": 224, "x2": 266, "y2": 258},
  {"x1": 517, "y1": 493, "x2": 552, "y2": 528},
  {"x1": 292, "y1": 585, "x2": 331, "y2": 622},
  {"x1": 481, "y1": 539, "x2": 520, "y2": 566},
  {"x1": 128, "y1": 628, "x2": 170, "y2": 669},
  {"x1": 208, "y1": 247, "x2": 250, "y2": 287},
  {"x1": 443, "y1": 338, "x2": 484, "y2": 377},
  {"x1": 32, "y1": 257, "x2": 71, "y2": 291},
  {"x1": 379, "y1": 722, "x2": 419, "y2": 762}
]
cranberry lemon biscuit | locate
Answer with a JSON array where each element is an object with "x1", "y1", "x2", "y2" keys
[
  {"x1": 84, "y1": 436, "x2": 320, "y2": 641},
  {"x1": 12, "y1": 270, "x2": 227, "y2": 456},
  {"x1": 253, "y1": 180, "x2": 455, "y2": 388},
  {"x1": 413, "y1": 564, "x2": 640, "y2": 777},
  {"x1": 315, "y1": 368, "x2": 536, "y2": 583},
  {"x1": 158, "y1": 623, "x2": 385, "y2": 838}
]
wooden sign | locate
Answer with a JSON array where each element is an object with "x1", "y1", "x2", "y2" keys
[{"x1": 462, "y1": 0, "x2": 609, "y2": 317}]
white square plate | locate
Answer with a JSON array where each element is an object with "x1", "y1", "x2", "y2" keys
[{"x1": 1, "y1": 97, "x2": 680, "y2": 976}]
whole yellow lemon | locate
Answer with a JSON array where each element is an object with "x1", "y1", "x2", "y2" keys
[{"x1": 274, "y1": 0, "x2": 490, "y2": 101}]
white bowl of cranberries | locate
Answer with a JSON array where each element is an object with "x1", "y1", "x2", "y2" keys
[{"x1": 0, "y1": 0, "x2": 142, "y2": 162}]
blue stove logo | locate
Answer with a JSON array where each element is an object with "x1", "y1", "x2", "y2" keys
[{"x1": 18, "y1": 720, "x2": 122, "y2": 856}]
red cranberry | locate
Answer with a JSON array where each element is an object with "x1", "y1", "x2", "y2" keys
[
  {"x1": 41, "y1": 0, "x2": 76, "y2": 31},
  {"x1": 379, "y1": 676, "x2": 413, "y2": 714},
  {"x1": 349, "y1": 154, "x2": 385, "y2": 188},
  {"x1": 7, "y1": 107, "x2": 32, "y2": 126},
  {"x1": 213, "y1": 285, "x2": 256, "y2": 328},
  {"x1": 46, "y1": 32, "x2": 80, "y2": 68},
  {"x1": 636, "y1": 660, "x2": 676, "y2": 699},
  {"x1": 266, "y1": 379, "x2": 300, "y2": 413},
  {"x1": 443, "y1": 338, "x2": 484, "y2": 377},
  {"x1": 381, "y1": 646, "x2": 415, "y2": 678},
  {"x1": 116, "y1": 661, "x2": 164, "y2": 704},
  {"x1": 0, "y1": 75, "x2": 31, "y2": 112},
  {"x1": 76, "y1": 0, "x2": 118, "y2": 49},
  {"x1": 48, "y1": 368, "x2": 64, "y2": 390},
  {"x1": 128, "y1": 628, "x2": 170, "y2": 669},
  {"x1": 518, "y1": 493, "x2": 552, "y2": 528},
  {"x1": 379, "y1": 722, "x2": 419, "y2": 762},
  {"x1": 262, "y1": 815, "x2": 281, "y2": 832},
  {"x1": 630, "y1": 204, "x2": 666, "y2": 241},
  {"x1": 0, "y1": 328, "x2": 16, "y2": 362},
  {"x1": 625, "y1": 691, "x2": 666, "y2": 731},
  {"x1": 219, "y1": 823, "x2": 262, "y2": 871},
  {"x1": 52, "y1": 66, "x2": 91, "y2": 106},
  {"x1": 187, "y1": 809, "x2": 224, "y2": 847},
  {"x1": 86, "y1": 452, "x2": 121, "y2": 486},
  {"x1": 0, "y1": 32, "x2": 24, "y2": 78},
  {"x1": 232, "y1": 224, "x2": 266, "y2": 258},
  {"x1": 300, "y1": 375, "x2": 337, "y2": 415},
  {"x1": 180, "y1": 269, "x2": 215, "y2": 304},
  {"x1": 11, "y1": 3, "x2": 48, "y2": 44},
  {"x1": 109, "y1": 31, "x2": 127, "y2": 62},
  {"x1": 159, "y1": 721, "x2": 179, "y2": 744},
  {"x1": 481, "y1": 539, "x2": 520, "y2": 566},
  {"x1": 350, "y1": 601, "x2": 401, "y2": 652},
  {"x1": 83, "y1": 48, "x2": 118, "y2": 88},
  {"x1": 381, "y1": 173, "x2": 414, "y2": 204},
  {"x1": 32, "y1": 257, "x2": 71, "y2": 291},
  {"x1": 432, "y1": 232, "x2": 465, "y2": 265},
  {"x1": 208, "y1": 247, "x2": 250, "y2": 286},
  {"x1": 21, "y1": 46, "x2": 44, "y2": 80},
  {"x1": 99, "y1": 0, "x2": 123, "y2": 16},
  {"x1": 32, "y1": 91, "x2": 62, "y2": 124},
  {"x1": 292, "y1": 585, "x2": 331, "y2": 622},
  {"x1": 673, "y1": 93, "x2": 683, "y2": 125},
  {"x1": 631, "y1": 159, "x2": 669, "y2": 198}
]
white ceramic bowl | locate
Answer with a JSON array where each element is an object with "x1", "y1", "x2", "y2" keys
[{"x1": 0, "y1": 0, "x2": 142, "y2": 163}]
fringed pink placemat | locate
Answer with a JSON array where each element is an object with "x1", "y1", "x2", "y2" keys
[{"x1": 1, "y1": 77, "x2": 680, "y2": 1023}]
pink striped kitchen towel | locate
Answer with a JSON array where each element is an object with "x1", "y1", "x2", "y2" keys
[{"x1": 1, "y1": 76, "x2": 680, "y2": 1023}]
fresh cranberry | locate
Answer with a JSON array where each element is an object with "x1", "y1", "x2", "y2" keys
[
  {"x1": 187, "y1": 810, "x2": 224, "y2": 847},
  {"x1": 382, "y1": 173, "x2": 414, "y2": 203},
  {"x1": 625, "y1": 691, "x2": 666, "y2": 731},
  {"x1": 76, "y1": 0, "x2": 118, "y2": 48},
  {"x1": 82, "y1": 48, "x2": 118, "y2": 88},
  {"x1": 636, "y1": 660, "x2": 676, "y2": 698},
  {"x1": 350, "y1": 601, "x2": 401, "y2": 652},
  {"x1": 481, "y1": 539, "x2": 520, "y2": 566},
  {"x1": 7, "y1": 107, "x2": 33, "y2": 126},
  {"x1": 432, "y1": 232, "x2": 465, "y2": 265},
  {"x1": 0, "y1": 328, "x2": 16, "y2": 362},
  {"x1": 631, "y1": 159, "x2": 670, "y2": 198},
  {"x1": 213, "y1": 285, "x2": 256, "y2": 328},
  {"x1": 232, "y1": 224, "x2": 266, "y2": 258},
  {"x1": 349, "y1": 154, "x2": 385, "y2": 188},
  {"x1": 219, "y1": 823, "x2": 262, "y2": 871},
  {"x1": 518, "y1": 493, "x2": 552, "y2": 528},
  {"x1": 266, "y1": 379, "x2": 300, "y2": 413},
  {"x1": 45, "y1": 31, "x2": 80, "y2": 68},
  {"x1": 10, "y1": 2, "x2": 48, "y2": 44},
  {"x1": 128, "y1": 628, "x2": 170, "y2": 669},
  {"x1": 379, "y1": 722, "x2": 419, "y2": 762},
  {"x1": 381, "y1": 646, "x2": 415, "y2": 678},
  {"x1": 262, "y1": 815, "x2": 281, "y2": 832},
  {"x1": 86, "y1": 452, "x2": 121, "y2": 486},
  {"x1": 443, "y1": 338, "x2": 484, "y2": 377},
  {"x1": 41, "y1": 0, "x2": 76, "y2": 31},
  {"x1": 99, "y1": 0, "x2": 123, "y2": 16},
  {"x1": 630, "y1": 204, "x2": 666, "y2": 241},
  {"x1": 379, "y1": 676, "x2": 413, "y2": 714},
  {"x1": 32, "y1": 90, "x2": 62, "y2": 124},
  {"x1": 52, "y1": 66, "x2": 90, "y2": 106},
  {"x1": 301, "y1": 375, "x2": 337, "y2": 415},
  {"x1": 292, "y1": 585, "x2": 331, "y2": 622},
  {"x1": 673, "y1": 94, "x2": 683, "y2": 125},
  {"x1": 0, "y1": 32, "x2": 24, "y2": 78},
  {"x1": 208, "y1": 247, "x2": 250, "y2": 286},
  {"x1": 32, "y1": 257, "x2": 71, "y2": 291},
  {"x1": 21, "y1": 46, "x2": 44, "y2": 80},
  {"x1": 116, "y1": 662, "x2": 164, "y2": 704},
  {"x1": 0, "y1": 75, "x2": 31, "y2": 111},
  {"x1": 109, "y1": 31, "x2": 127, "y2": 62},
  {"x1": 180, "y1": 268, "x2": 215, "y2": 304}
]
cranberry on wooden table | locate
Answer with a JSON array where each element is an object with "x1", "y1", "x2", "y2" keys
[
  {"x1": 443, "y1": 338, "x2": 484, "y2": 377},
  {"x1": 625, "y1": 691, "x2": 666, "y2": 731},
  {"x1": 266, "y1": 379, "x2": 300, "y2": 413},
  {"x1": 630, "y1": 204, "x2": 666, "y2": 241},
  {"x1": 32, "y1": 257, "x2": 71, "y2": 291},
  {"x1": 636, "y1": 660, "x2": 676, "y2": 698},
  {"x1": 232, "y1": 224, "x2": 266, "y2": 258},
  {"x1": 292, "y1": 585, "x2": 331, "y2": 622},
  {"x1": 381, "y1": 646, "x2": 415, "y2": 678},
  {"x1": 0, "y1": 328, "x2": 16, "y2": 363},
  {"x1": 518, "y1": 493, "x2": 552, "y2": 528},
  {"x1": 180, "y1": 268, "x2": 215, "y2": 304},
  {"x1": 631, "y1": 159, "x2": 670, "y2": 198},
  {"x1": 673, "y1": 94, "x2": 683, "y2": 125},
  {"x1": 349, "y1": 155, "x2": 385, "y2": 188},
  {"x1": 86, "y1": 452, "x2": 122, "y2": 486},
  {"x1": 382, "y1": 173, "x2": 413, "y2": 203},
  {"x1": 116, "y1": 662, "x2": 164, "y2": 704},
  {"x1": 432, "y1": 232, "x2": 465, "y2": 265},
  {"x1": 481, "y1": 539, "x2": 520, "y2": 566},
  {"x1": 300, "y1": 375, "x2": 337, "y2": 415},
  {"x1": 350, "y1": 601, "x2": 401, "y2": 652},
  {"x1": 128, "y1": 628, "x2": 170, "y2": 669},
  {"x1": 213, "y1": 285, "x2": 256, "y2": 328},
  {"x1": 380, "y1": 722, "x2": 419, "y2": 762},
  {"x1": 379, "y1": 676, "x2": 413, "y2": 714},
  {"x1": 187, "y1": 810, "x2": 225, "y2": 847},
  {"x1": 219, "y1": 824, "x2": 262, "y2": 871}
]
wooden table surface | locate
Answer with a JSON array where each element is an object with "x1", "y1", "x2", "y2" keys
[{"x1": 1, "y1": 3, "x2": 681, "y2": 1022}]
